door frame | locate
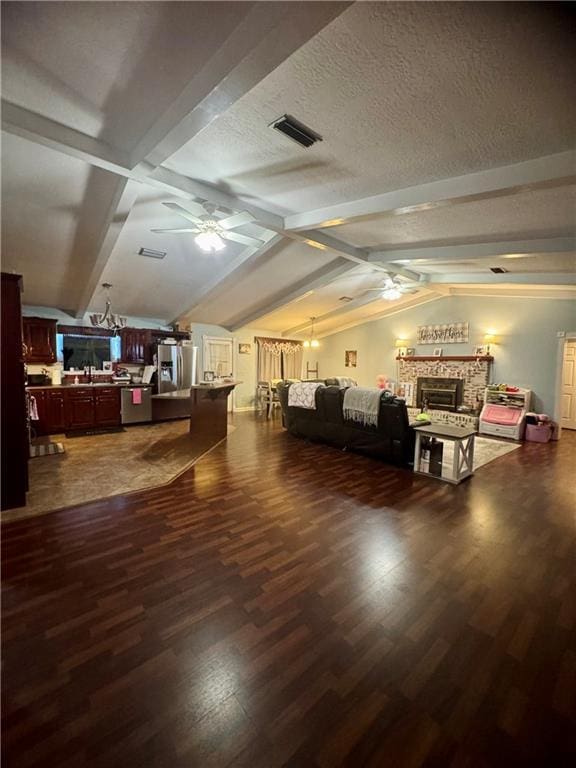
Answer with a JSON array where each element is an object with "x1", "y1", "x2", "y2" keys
[
  {"x1": 553, "y1": 331, "x2": 576, "y2": 437},
  {"x1": 202, "y1": 335, "x2": 236, "y2": 411}
]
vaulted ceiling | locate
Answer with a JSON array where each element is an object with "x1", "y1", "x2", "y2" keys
[{"x1": 2, "y1": 1, "x2": 575, "y2": 339}]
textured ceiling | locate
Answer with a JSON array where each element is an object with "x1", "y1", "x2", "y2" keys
[
  {"x1": 1, "y1": 1, "x2": 575, "y2": 334},
  {"x1": 330, "y1": 185, "x2": 576, "y2": 249},
  {"x1": 165, "y1": 2, "x2": 576, "y2": 213},
  {"x1": 1, "y1": 1, "x2": 252, "y2": 153}
]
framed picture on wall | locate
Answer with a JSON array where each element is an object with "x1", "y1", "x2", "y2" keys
[
  {"x1": 345, "y1": 350, "x2": 357, "y2": 368},
  {"x1": 238, "y1": 343, "x2": 251, "y2": 354}
]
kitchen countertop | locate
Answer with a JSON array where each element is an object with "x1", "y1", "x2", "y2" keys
[
  {"x1": 152, "y1": 381, "x2": 241, "y2": 399},
  {"x1": 26, "y1": 382, "x2": 151, "y2": 390}
]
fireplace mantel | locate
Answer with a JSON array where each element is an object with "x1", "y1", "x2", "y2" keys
[{"x1": 396, "y1": 355, "x2": 494, "y2": 362}]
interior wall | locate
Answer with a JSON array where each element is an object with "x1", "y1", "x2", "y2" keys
[
  {"x1": 303, "y1": 295, "x2": 576, "y2": 413},
  {"x1": 189, "y1": 322, "x2": 285, "y2": 410}
]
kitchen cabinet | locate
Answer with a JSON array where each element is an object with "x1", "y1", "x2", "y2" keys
[
  {"x1": 94, "y1": 388, "x2": 121, "y2": 427},
  {"x1": 29, "y1": 385, "x2": 123, "y2": 434},
  {"x1": 66, "y1": 388, "x2": 96, "y2": 430},
  {"x1": 120, "y1": 328, "x2": 151, "y2": 364},
  {"x1": 1, "y1": 273, "x2": 28, "y2": 510},
  {"x1": 23, "y1": 317, "x2": 57, "y2": 363},
  {"x1": 33, "y1": 389, "x2": 67, "y2": 435}
]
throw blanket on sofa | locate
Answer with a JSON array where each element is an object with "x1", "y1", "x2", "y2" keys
[
  {"x1": 288, "y1": 382, "x2": 322, "y2": 410},
  {"x1": 343, "y1": 387, "x2": 381, "y2": 427}
]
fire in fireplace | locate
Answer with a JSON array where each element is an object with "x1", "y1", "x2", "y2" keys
[{"x1": 416, "y1": 377, "x2": 464, "y2": 412}]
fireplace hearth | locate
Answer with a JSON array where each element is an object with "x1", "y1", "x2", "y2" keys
[{"x1": 416, "y1": 377, "x2": 463, "y2": 412}]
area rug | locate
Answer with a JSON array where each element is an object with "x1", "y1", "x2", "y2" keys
[
  {"x1": 30, "y1": 442, "x2": 65, "y2": 458},
  {"x1": 441, "y1": 435, "x2": 520, "y2": 472}
]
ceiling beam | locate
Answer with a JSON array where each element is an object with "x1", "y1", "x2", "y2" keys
[
  {"x1": 284, "y1": 151, "x2": 576, "y2": 231},
  {"x1": 129, "y1": 2, "x2": 351, "y2": 168},
  {"x1": 2, "y1": 101, "x2": 130, "y2": 173},
  {"x1": 430, "y1": 272, "x2": 576, "y2": 286},
  {"x1": 369, "y1": 237, "x2": 576, "y2": 264},
  {"x1": 73, "y1": 178, "x2": 142, "y2": 318},
  {"x1": 286, "y1": 229, "x2": 422, "y2": 281},
  {"x1": 172, "y1": 233, "x2": 285, "y2": 323},
  {"x1": 282, "y1": 291, "x2": 393, "y2": 337},
  {"x1": 1, "y1": 102, "x2": 284, "y2": 230},
  {"x1": 314, "y1": 292, "x2": 445, "y2": 339},
  {"x1": 225, "y1": 258, "x2": 356, "y2": 331}
]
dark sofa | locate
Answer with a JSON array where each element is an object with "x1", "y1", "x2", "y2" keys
[{"x1": 277, "y1": 382, "x2": 415, "y2": 466}]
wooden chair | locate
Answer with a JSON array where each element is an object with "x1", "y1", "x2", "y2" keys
[{"x1": 256, "y1": 381, "x2": 281, "y2": 419}]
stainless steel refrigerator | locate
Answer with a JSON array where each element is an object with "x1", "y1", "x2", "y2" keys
[{"x1": 156, "y1": 344, "x2": 198, "y2": 394}]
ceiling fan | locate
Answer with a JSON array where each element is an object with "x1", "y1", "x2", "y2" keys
[
  {"x1": 151, "y1": 202, "x2": 264, "y2": 253},
  {"x1": 364, "y1": 276, "x2": 419, "y2": 301}
]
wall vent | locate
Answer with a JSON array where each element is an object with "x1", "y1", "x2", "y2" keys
[
  {"x1": 139, "y1": 247, "x2": 166, "y2": 259},
  {"x1": 269, "y1": 114, "x2": 322, "y2": 148},
  {"x1": 490, "y1": 266, "x2": 509, "y2": 273}
]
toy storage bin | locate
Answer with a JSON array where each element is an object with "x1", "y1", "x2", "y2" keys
[{"x1": 525, "y1": 423, "x2": 552, "y2": 443}]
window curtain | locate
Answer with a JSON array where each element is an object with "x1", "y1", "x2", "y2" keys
[
  {"x1": 282, "y1": 345, "x2": 303, "y2": 379},
  {"x1": 256, "y1": 337, "x2": 303, "y2": 382}
]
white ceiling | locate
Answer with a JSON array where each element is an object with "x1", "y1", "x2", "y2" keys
[
  {"x1": 1, "y1": 1, "x2": 575, "y2": 336},
  {"x1": 165, "y1": 2, "x2": 575, "y2": 212}
]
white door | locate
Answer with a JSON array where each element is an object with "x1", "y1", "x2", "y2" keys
[
  {"x1": 561, "y1": 340, "x2": 576, "y2": 430},
  {"x1": 202, "y1": 336, "x2": 235, "y2": 411}
]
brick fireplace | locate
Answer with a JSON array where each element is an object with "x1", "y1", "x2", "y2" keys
[{"x1": 398, "y1": 356, "x2": 493, "y2": 410}]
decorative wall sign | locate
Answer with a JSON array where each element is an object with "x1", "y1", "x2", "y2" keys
[{"x1": 416, "y1": 322, "x2": 468, "y2": 344}]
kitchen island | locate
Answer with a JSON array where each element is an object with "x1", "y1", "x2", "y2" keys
[{"x1": 152, "y1": 381, "x2": 240, "y2": 452}]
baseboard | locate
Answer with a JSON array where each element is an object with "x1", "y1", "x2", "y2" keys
[{"x1": 234, "y1": 405, "x2": 257, "y2": 412}]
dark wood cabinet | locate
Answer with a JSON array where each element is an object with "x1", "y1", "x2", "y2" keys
[
  {"x1": 120, "y1": 328, "x2": 151, "y2": 364},
  {"x1": 94, "y1": 388, "x2": 121, "y2": 427},
  {"x1": 1, "y1": 273, "x2": 29, "y2": 510},
  {"x1": 45, "y1": 390, "x2": 67, "y2": 433},
  {"x1": 30, "y1": 385, "x2": 122, "y2": 433},
  {"x1": 32, "y1": 389, "x2": 66, "y2": 436},
  {"x1": 66, "y1": 388, "x2": 95, "y2": 430},
  {"x1": 23, "y1": 317, "x2": 57, "y2": 363}
]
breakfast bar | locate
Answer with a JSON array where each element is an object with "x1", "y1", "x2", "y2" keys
[{"x1": 152, "y1": 381, "x2": 240, "y2": 453}]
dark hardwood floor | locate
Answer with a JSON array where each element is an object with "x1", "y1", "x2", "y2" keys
[{"x1": 2, "y1": 415, "x2": 576, "y2": 767}]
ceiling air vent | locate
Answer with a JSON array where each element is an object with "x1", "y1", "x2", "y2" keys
[
  {"x1": 490, "y1": 267, "x2": 509, "y2": 273},
  {"x1": 339, "y1": 296, "x2": 353, "y2": 302},
  {"x1": 270, "y1": 114, "x2": 322, "y2": 148},
  {"x1": 139, "y1": 247, "x2": 166, "y2": 260}
]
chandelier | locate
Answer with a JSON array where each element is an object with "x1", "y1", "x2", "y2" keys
[
  {"x1": 303, "y1": 317, "x2": 320, "y2": 348},
  {"x1": 89, "y1": 283, "x2": 127, "y2": 332}
]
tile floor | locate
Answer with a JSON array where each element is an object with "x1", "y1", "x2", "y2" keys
[{"x1": 3, "y1": 419, "x2": 234, "y2": 522}]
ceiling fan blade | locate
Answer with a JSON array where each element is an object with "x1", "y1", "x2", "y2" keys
[
  {"x1": 162, "y1": 202, "x2": 204, "y2": 225},
  {"x1": 218, "y1": 211, "x2": 255, "y2": 230},
  {"x1": 151, "y1": 227, "x2": 201, "y2": 234},
  {"x1": 221, "y1": 231, "x2": 263, "y2": 247}
]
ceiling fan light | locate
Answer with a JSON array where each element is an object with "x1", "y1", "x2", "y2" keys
[
  {"x1": 382, "y1": 287, "x2": 402, "y2": 301},
  {"x1": 311, "y1": 339, "x2": 320, "y2": 348},
  {"x1": 303, "y1": 340, "x2": 310, "y2": 348},
  {"x1": 195, "y1": 231, "x2": 225, "y2": 252}
]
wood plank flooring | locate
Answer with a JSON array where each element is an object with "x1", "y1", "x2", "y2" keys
[{"x1": 2, "y1": 415, "x2": 576, "y2": 767}]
